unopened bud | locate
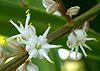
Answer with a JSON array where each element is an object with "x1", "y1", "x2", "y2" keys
[
  {"x1": 66, "y1": 6, "x2": 80, "y2": 16},
  {"x1": 42, "y1": 0, "x2": 55, "y2": 8},
  {"x1": 46, "y1": 2, "x2": 59, "y2": 14}
]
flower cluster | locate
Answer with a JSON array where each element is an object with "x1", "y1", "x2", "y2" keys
[
  {"x1": 66, "y1": 29, "x2": 96, "y2": 58},
  {"x1": 7, "y1": 10, "x2": 61, "y2": 64},
  {"x1": 5, "y1": 5, "x2": 96, "y2": 70}
]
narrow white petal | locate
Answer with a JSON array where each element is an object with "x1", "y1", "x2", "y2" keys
[
  {"x1": 18, "y1": 37, "x2": 27, "y2": 44},
  {"x1": 70, "y1": 47, "x2": 75, "y2": 54},
  {"x1": 20, "y1": 24, "x2": 24, "y2": 29},
  {"x1": 66, "y1": 41, "x2": 71, "y2": 48},
  {"x1": 42, "y1": 44, "x2": 61, "y2": 49},
  {"x1": 82, "y1": 43, "x2": 92, "y2": 50},
  {"x1": 79, "y1": 44, "x2": 88, "y2": 57},
  {"x1": 6, "y1": 34, "x2": 21, "y2": 41},
  {"x1": 75, "y1": 46, "x2": 79, "y2": 59},
  {"x1": 17, "y1": 21, "x2": 24, "y2": 29},
  {"x1": 9, "y1": 19, "x2": 21, "y2": 33},
  {"x1": 40, "y1": 50, "x2": 54, "y2": 63},
  {"x1": 41, "y1": 26, "x2": 50, "y2": 40},
  {"x1": 66, "y1": 40, "x2": 77, "y2": 48},
  {"x1": 38, "y1": 50, "x2": 44, "y2": 59},
  {"x1": 25, "y1": 14, "x2": 30, "y2": 28},
  {"x1": 29, "y1": 26, "x2": 36, "y2": 35},
  {"x1": 28, "y1": 49, "x2": 37, "y2": 59},
  {"x1": 85, "y1": 38, "x2": 96, "y2": 41}
]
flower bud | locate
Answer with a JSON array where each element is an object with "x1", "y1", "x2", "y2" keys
[
  {"x1": 42, "y1": 0, "x2": 55, "y2": 8},
  {"x1": 66, "y1": 6, "x2": 80, "y2": 16},
  {"x1": 46, "y1": 2, "x2": 59, "y2": 14}
]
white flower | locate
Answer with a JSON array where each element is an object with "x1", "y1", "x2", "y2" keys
[
  {"x1": 66, "y1": 6, "x2": 80, "y2": 17},
  {"x1": 7, "y1": 10, "x2": 36, "y2": 43},
  {"x1": 16, "y1": 62, "x2": 39, "y2": 71},
  {"x1": 42, "y1": 0, "x2": 61, "y2": 16},
  {"x1": 20, "y1": 26, "x2": 61, "y2": 63},
  {"x1": 66, "y1": 29, "x2": 96, "y2": 58}
]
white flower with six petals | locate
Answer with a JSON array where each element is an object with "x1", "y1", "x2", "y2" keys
[
  {"x1": 7, "y1": 9, "x2": 61, "y2": 63},
  {"x1": 7, "y1": 10, "x2": 36, "y2": 43},
  {"x1": 66, "y1": 29, "x2": 96, "y2": 58},
  {"x1": 20, "y1": 26, "x2": 61, "y2": 63}
]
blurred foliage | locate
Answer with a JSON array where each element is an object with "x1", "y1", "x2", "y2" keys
[{"x1": 0, "y1": 0, "x2": 100, "y2": 71}]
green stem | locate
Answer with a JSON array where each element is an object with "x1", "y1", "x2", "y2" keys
[
  {"x1": 0, "y1": 2, "x2": 100, "y2": 71},
  {"x1": 48, "y1": 2, "x2": 100, "y2": 42}
]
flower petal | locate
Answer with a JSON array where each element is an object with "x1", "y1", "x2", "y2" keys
[
  {"x1": 29, "y1": 25, "x2": 36, "y2": 36},
  {"x1": 85, "y1": 38, "x2": 96, "y2": 41},
  {"x1": 82, "y1": 43, "x2": 92, "y2": 50},
  {"x1": 40, "y1": 50, "x2": 54, "y2": 63},
  {"x1": 40, "y1": 26, "x2": 50, "y2": 41},
  {"x1": 79, "y1": 44, "x2": 87, "y2": 57},
  {"x1": 28, "y1": 49, "x2": 37, "y2": 59},
  {"x1": 6, "y1": 34, "x2": 21, "y2": 41},
  {"x1": 17, "y1": 21, "x2": 24, "y2": 29},
  {"x1": 9, "y1": 19, "x2": 21, "y2": 33},
  {"x1": 25, "y1": 12, "x2": 30, "y2": 28},
  {"x1": 42, "y1": 44, "x2": 61, "y2": 49},
  {"x1": 75, "y1": 46, "x2": 79, "y2": 59}
]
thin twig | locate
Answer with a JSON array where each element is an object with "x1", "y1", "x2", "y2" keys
[
  {"x1": 48, "y1": 2, "x2": 100, "y2": 42},
  {"x1": 55, "y1": 0, "x2": 72, "y2": 23}
]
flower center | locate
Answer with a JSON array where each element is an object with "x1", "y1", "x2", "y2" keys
[{"x1": 35, "y1": 43, "x2": 41, "y2": 50}]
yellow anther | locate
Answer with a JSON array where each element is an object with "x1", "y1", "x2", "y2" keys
[
  {"x1": 48, "y1": 23, "x2": 51, "y2": 28},
  {"x1": 25, "y1": 9, "x2": 30, "y2": 16},
  {"x1": 17, "y1": 20, "x2": 22, "y2": 24},
  {"x1": 25, "y1": 9, "x2": 30, "y2": 14},
  {"x1": 59, "y1": 45, "x2": 63, "y2": 47},
  {"x1": 28, "y1": 23, "x2": 32, "y2": 28},
  {"x1": 50, "y1": 61, "x2": 54, "y2": 63}
]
